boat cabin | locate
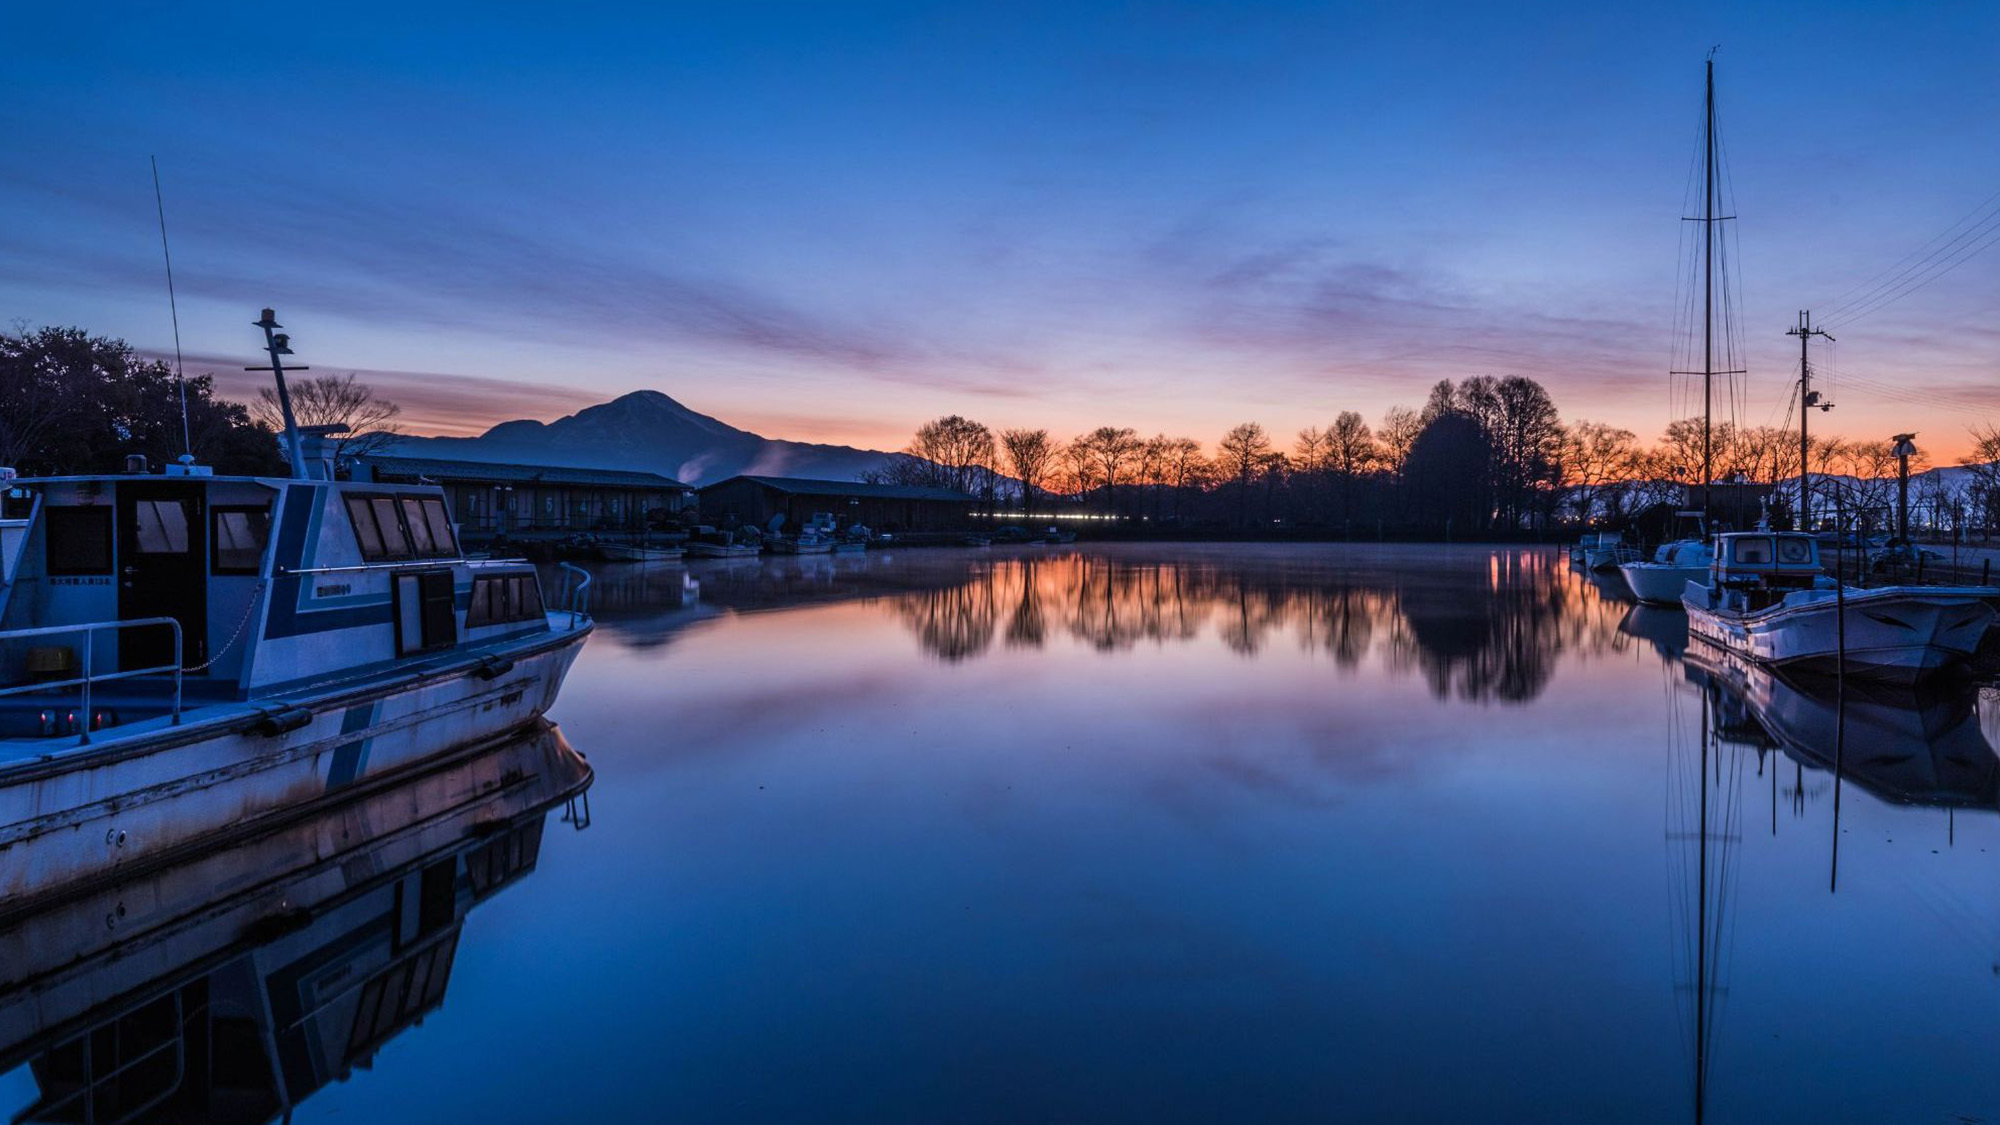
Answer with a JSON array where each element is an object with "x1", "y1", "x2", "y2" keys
[
  {"x1": 1708, "y1": 531, "x2": 1824, "y2": 608},
  {"x1": 0, "y1": 469, "x2": 554, "y2": 739}
]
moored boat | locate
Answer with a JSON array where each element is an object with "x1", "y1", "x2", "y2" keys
[
  {"x1": 1620, "y1": 538, "x2": 1713, "y2": 605},
  {"x1": 0, "y1": 309, "x2": 592, "y2": 909},
  {"x1": 598, "y1": 541, "x2": 684, "y2": 563},
  {"x1": 1681, "y1": 531, "x2": 1996, "y2": 682}
]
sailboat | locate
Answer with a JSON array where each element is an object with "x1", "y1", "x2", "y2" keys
[{"x1": 1620, "y1": 60, "x2": 1727, "y2": 607}]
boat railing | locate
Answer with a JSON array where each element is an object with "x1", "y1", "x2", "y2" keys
[
  {"x1": 0, "y1": 617, "x2": 184, "y2": 745},
  {"x1": 557, "y1": 562, "x2": 593, "y2": 626}
]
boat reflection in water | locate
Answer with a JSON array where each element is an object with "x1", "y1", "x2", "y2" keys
[
  {"x1": 1671, "y1": 634, "x2": 2000, "y2": 1121},
  {"x1": 1687, "y1": 635, "x2": 2000, "y2": 813},
  {"x1": 0, "y1": 721, "x2": 592, "y2": 1124}
]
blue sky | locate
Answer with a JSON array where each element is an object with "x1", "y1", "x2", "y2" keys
[{"x1": 4, "y1": 1, "x2": 1998, "y2": 455}]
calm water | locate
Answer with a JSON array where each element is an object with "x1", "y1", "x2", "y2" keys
[{"x1": 7, "y1": 544, "x2": 2000, "y2": 1123}]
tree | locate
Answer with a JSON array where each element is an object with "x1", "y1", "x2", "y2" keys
[
  {"x1": 897, "y1": 415, "x2": 995, "y2": 494},
  {"x1": 1562, "y1": 421, "x2": 1639, "y2": 522},
  {"x1": 0, "y1": 324, "x2": 281, "y2": 476},
  {"x1": 1155, "y1": 436, "x2": 1208, "y2": 523},
  {"x1": 252, "y1": 372, "x2": 403, "y2": 464},
  {"x1": 1488, "y1": 376, "x2": 1563, "y2": 528},
  {"x1": 1073, "y1": 426, "x2": 1142, "y2": 516},
  {"x1": 1403, "y1": 410, "x2": 1492, "y2": 534},
  {"x1": 1378, "y1": 406, "x2": 1422, "y2": 475},
  {"x1": 1000, "y1": 428, "x2": 1055, "y2": 514},
  {"x1": 1217, "y1": 422, "x2": 1273, "y2": 527}
]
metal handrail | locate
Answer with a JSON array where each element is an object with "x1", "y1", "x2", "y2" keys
[
  {"x1": 556, "y1": 562, "x2": 592, "y2": 626},
  {"x1": 0, "y1": 617, "x2": 184, "y2": 744}
]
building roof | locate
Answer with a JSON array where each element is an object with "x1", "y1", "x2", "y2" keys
[
  {"x1": 702, "y1": 474, "x2": 975, "y2": 502},
  {"x1": 356, "y1": 454, "x2": 689, "y2": 490}
]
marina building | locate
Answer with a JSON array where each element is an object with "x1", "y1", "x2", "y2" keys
[
  {"x1": 698, "y1": 475, "x2": 977, "y2": 533},
  {"x1": 352, "y1": 454, "x2": 693, "y2": 542}
]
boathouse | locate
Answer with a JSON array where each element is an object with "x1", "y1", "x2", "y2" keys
[
  {"x1": 352, "y1": 454, "x2": 693, "y2": 541},
  {"x1": 699, "y1": 475, "x2": 977, "y2": 533}
]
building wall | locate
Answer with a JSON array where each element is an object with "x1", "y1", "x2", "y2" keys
[
  {"x1": 363, "y1": 469, "x2": 685, "y2": 537},
  {"x1": 699, "y1": 481, "x2": 971, "y2": 532}
]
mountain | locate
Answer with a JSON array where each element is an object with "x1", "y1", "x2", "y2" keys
[{"x1": 380, "y1": 391, "x2": 900, "y2": 487}]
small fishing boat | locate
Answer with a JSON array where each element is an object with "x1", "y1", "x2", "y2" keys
[
  {"x1": 1682, "y1": 531, "x2": 1996, "y2": 682},
  {"x1": 0, "y1": 309, "x2": 592, "y2": 909},
  {"x1": 1045, "y1": 526, "x2": 1077, "y2": 545},
  {"x1": 1582, "y1": 532, "x2": 1634, "y2": 572},
  {"x1": 1620, "y1": 539, "x2": 1712, "y2": 605},
  {"x1": 684, "y1": 537, "x2": 762, "y2": 558},
  {"x1": 598, "y1": 541, "x2": 684, "y2": 563}
]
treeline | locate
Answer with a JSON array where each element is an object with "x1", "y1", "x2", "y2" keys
[
  {"x1": 875, "y1": 374, "x2": 1979, "y2": 535},
  {"x1": 0, "y1": 326, "x2": 282, "y2": 476}
]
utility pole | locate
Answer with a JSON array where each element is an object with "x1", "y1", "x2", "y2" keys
[{"x1": 1787, "y1": 311, "x2": 1834, "y2": 530}]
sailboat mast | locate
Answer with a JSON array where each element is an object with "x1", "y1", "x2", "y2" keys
[{"x1": 1701, "y1": 58, "x2": 1716, "y2": 524}]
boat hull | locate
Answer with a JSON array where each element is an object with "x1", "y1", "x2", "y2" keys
[
  {"x1": 0, "y1": 622, "x2": 588, "y2": 911},
  {"x1": 599, "y1": 544, "x2": 683, "y2": 563},
  {"x1": 1619, "y1": 562, "x2": 1708, "y2": 606},
  {"x1": 1683, "y1": 584, "x2": 1993, "y2": 683},
  {"x1": 684, "y1": 542, "x2": 761, "y2": 558}
]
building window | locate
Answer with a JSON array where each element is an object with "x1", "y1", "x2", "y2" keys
[
  {"x1": 45, "y1": 506, "x2": 113, "y2": 575},
  {"x1": 212, "y1": 505, "x2": 272, "y2": 574}
]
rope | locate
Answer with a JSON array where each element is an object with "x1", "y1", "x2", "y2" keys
[{"x1": 185, "y1": 581, "x2": 267, "y2": 673}]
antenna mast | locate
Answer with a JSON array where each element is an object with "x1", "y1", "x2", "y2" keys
[
  {"x1": 248, "y1": 308, "x2": 311, "y2": 479},
  {"x1": 1787, "y1": 311, "x2": 1833, "y2": 529},
  {"x1": 149, "y1": 157, "x2": 192, "y2": 458}
]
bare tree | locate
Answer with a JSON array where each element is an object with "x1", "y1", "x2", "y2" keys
[
  {"x1": 898, "y1": 415, "x2": 995, "y2": 494},
  {"x1": 1156, "y1": 436, "x2": 1207, "y2": 523},
  {"x1": 253, "y1": 372, "x2": 403, "y2": 463},
  {"x1": 1378, "y1": 406, "x2": 1421, "y2": 475},
  {"x1": 1562, "y1": 420, "x2": 1639, "y2": 522},
  {"x1": 1000, "y1": 428, "x2": 1055, "y2": 515},
  {"x1": 1218, "y1": 422, "x2": 1273, "y2": 526},
  {"x1": 1073, "y1": 426, "x2": 1142, "y2": 516}
]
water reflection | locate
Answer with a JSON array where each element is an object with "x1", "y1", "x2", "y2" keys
[{"x1": 0, "y1": 723, "x2": 592, "y2": 1124}]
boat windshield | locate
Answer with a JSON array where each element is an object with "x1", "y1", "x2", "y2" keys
[
  {"x1": 1775, "y1": 537, "x2": 1814, "y2": 565},
  {"x1": 1729, "y1": 537, "x2": 1773, "y2": 565}
]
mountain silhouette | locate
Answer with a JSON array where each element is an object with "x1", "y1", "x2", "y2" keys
[{"x1": 383, "y1": 390, "x2": 900, "y2": 486}]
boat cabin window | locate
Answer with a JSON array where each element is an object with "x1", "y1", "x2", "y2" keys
[
  {"x1": 1729, "y1": 537, "x2": 1773, "y2": 566},
  {"x1": 345, "y1": 492, "x2": 458, "y2": 562},
  {"x1": 394, "y1": 569, "x2": 458, "y2": 654},
  {"x1": 132, "y1": 498, "x2": 192, "y2": 553},
  {"x1": 45, "y1": 506, "x2": 113, "y2": 575},
  {"x1": 1775, "y1": 537, "x2": 1814, "y2": 565},
  {"x1": 466, "y1": 573, "x2": 545, "y2": 627},
  {"x1": 212, "y1": 505, "x2": 272, "y2": 574}
]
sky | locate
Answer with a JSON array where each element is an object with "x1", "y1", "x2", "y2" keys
[{"x1": 4, "y1": 1, "x2": 1999, "y2": 459}]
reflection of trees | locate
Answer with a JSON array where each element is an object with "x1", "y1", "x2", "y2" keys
[
  {"x1": 890, "y1": 548, "x2": 1636, "y2": 703},
  {"x1": 896, "y1": 582, "x2": 1000, "y2": 662}
]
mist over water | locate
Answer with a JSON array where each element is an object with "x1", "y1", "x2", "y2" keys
[{"x1": 11, "y1": 545, "x2": 1999, "y2": 1123}]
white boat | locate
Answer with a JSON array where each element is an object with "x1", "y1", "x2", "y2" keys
[
  {"x1": 684, "y1": 538, "x2": 762, "y2": 558},
  {"x1": 0, "y1": 309, "x2": 592, "y2": 909},
  {"x1": 1581, "y1": 532, "x2": 1635, "y2": 572},
  {"x1": 598, "y1": 541, "x2": 684, "y2": 563},
  {"x1": 1682, "y1": 531, "x2": 1996, "y2": 682},
  {"x1": 1620, "y1": 538, "x2": 1713, "y2": 605}
]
